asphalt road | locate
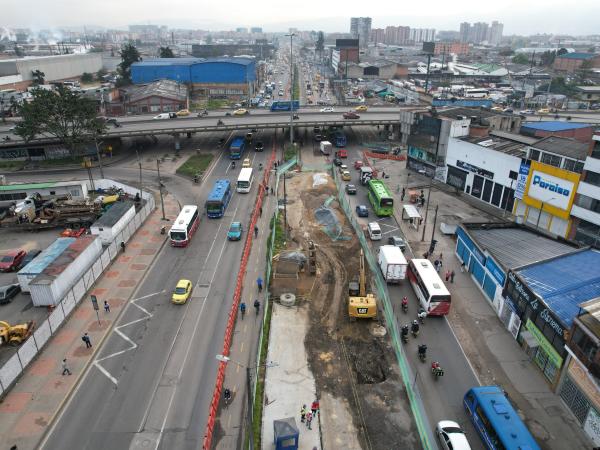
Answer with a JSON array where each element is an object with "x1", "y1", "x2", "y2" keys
[
  {"x1": 39, "y1": 131, "x2": 275, "y2": 450},
  {"x1": 336, "y1": 125, "x2": 485, "y2": 449}
]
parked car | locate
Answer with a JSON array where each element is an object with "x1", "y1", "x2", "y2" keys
[
  {"x1": 388, "y1": 235, "x2": 407, "y2": 251},
  {"x1": 0, "y1": 284, "x2": 21, "y2": 305},
  {"x1": 436, "y1": 420, "x2": 471, "y2": 450},
  {"x1": 255, "y1": 141, "x2": 264, "y2": 152},
  {"x1": 176, "y1": 109, "x2": 191, "y2": 117},
  {"x1": 333, "y1": 157, "x2": 343, "y2": 166},
  {"x1": 356, "y1": 205, "x2": 369, "y2": 217},
  {"x1": 320, "y1": 107, "x2": 334, "y2": 112},
  {"x1": 343, "y1": 111, "x2": 360, "y2": 119},
  {"x1": 0, "y1": 249, "x2": 26, "y2": 272},
  {"x1": 345, "y1": 184, "x2": 357, "y2": 195},
  {"x1": 227, "y1": 222, "x2": 243, "y2": 241},
  {"x1": 172, "y1": 279, "x2": 193, "y2": 304},
  {"x1": 20, "y1": 249, "x2": 41, "y2": 269}
]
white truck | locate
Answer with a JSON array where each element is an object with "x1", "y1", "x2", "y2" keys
[
  {"x1": 378, "y1": 245, "x2": 408, "y2": 283},
  {"x1": 319, "y1": 140, "x2": 332, "y2": 155}
]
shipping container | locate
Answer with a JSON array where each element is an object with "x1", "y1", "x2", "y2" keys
[
  {"x1": 17, "y1": 238, "x2": 76, "y2": 293},
  {"x1": 28, "y1": 236, "x2": 102, "y2": 306},
  {"x1": 90, "y1": 201, "x2": 136, "y2": 245},
  {"x1": 378, "y1": 245, "x2": 408, "y2": 283}
]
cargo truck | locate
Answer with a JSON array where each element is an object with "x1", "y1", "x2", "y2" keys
[
  {"x1": 319, "y1": 141, "x2": 332, "y2": 155},
  {"x1": 378, "y1": 245, "x2": 407, "y2": 283}
]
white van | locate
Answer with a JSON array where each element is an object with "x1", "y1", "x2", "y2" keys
[
  {"x1": 153, "y1": 113, "x2": 171, "y2": 120},
  {"x1": 367, "y1": 222, "x2": 382, "y2": 241}
]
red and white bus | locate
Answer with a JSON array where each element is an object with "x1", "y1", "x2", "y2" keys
[
  {"x1": 407, "y1": 259, "x2": 451, "y2": 315},
  {"x1": 169, "y1": 205, "x2": 200, "y2": 247}
]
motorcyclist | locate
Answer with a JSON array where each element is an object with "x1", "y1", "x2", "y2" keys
[
  {"x1": 431, "y1": 361, "x2": 443, "y2": 376},
  {"x1": 240, "y1": 302, "x2": 246, "y2": 318},
  {"x1": 418, "y1": 308, "x2": 427, "y2": 323},
  {"x1": 411, "y1": 320, "x2": 420, "y2": 336},
  {"x1": 401, "y1": 324, "x2": 409, "y2": 341},
  {"x1": 259, "y1": 163, "x2": 263, "y2": 171},
  {"x1": 418, "y1": 344, "x2": 427, "y2": 360},
  {"x1": 254, "y1": 299, "x2": 260, "y2": 315},
  {"x1": 401, "y1": 296, "x2": 408, "y2": 312},
  {"x1": 217, "y1": 119, "x2": 224, "y2": 125},
  {"x1": 231, "y1": 161, "x2": 236, "y2": 169},
  {"x1": 224, "y1": 388, "x2": 232, "y2": 401}
]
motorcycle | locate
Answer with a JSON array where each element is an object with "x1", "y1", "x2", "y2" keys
[
  {"x1": 401, "y1": 325, "x2": 409, "y2": 344},
  {"x1": 431, "y1": 362, "x2": 444, "y2": 380},
  {"x1": 160, "y1": 225, "x2": 166, "y2": 235},
  {"x1": 418, "y1": 344, "x2": 427, "y2": 363},
  {"x1": 411, "y1": 321, "x2": 420, "y2": 338},
  {"x1": 259, "y1": 163, "x2": 263, "y2": 171},
  {"x1": 198, "y1": 109, "x2": 208, "y2": 117},
  {"x1": 418, "y1": 308, "x2": 426, "y2": 324},
  {"x1": 231, "y1": 161, "x2": 236, "y2": 169},
  {"x1": 401, "y1": 297, "x2": 408, "y2": 314},
  {"x1": 217, "y1": 119, "x2": 224, "y2": 126},
  {"x1": 223, "y1": 388, "x2": 232, "y2": 407}
]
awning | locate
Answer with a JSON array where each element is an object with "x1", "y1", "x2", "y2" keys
[{"x1": 402, "y1": 204, "x2": 421, "y2": 219}]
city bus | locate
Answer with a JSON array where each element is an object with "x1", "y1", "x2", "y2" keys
[
  {"x1": 367, "y1": 179, "x2": 394, "y2": 216},
  {"x1": 205, "y1": 179, "x2": 232, "y2": 218},
  {"x1": 464, "y1": 88, "x2": 489, "y2": 98},
  {"x1": 464, "y1": 386, "x2": 540, "y2": 450},
  {"x1": 407, "y1": 259, "x2": 451, "y2": 315},
  {"x1": 169, "y1": 205, "x2": 200, "y2": 247},
  {"x1": 229, "y1": 136, "x2": 245, "y2": 160},
  {"x1": 236, "y1": 168, "x2": 254, "y2": 193},
  {"x1": 332, "y1": 131, "x2": 347, "y2": 148}
]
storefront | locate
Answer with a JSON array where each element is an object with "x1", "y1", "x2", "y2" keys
[{"x1": 514, "y1": 160, "x2": 580, "y2": 238}]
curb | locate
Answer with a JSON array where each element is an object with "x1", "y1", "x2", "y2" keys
[{"x1": 36, "y1": 211, "x2": 170, "y2": 448}]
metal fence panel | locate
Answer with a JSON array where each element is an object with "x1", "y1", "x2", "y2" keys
[
  {"x1": 62, "y1": 290, "x2": 76, "y2": 316},
  {"x1": 81, "y1": 266, "x2": 95, "y2": 291},
  {"x1": 0, "y1": 353, "x2": 22, "y2": 390},
  {"x1": 17, "y1": 335, "x2": 38, "y2": 369},
  {"x1": 92, "y1": 259, "x2": 103, "y2": 281},
  {"x1": 33, "y1": 320, "x2": 51, "y2": 348},
  {"x1": 48, "y1": 305, "x2": 65, "y2": 333},
  {"x1": 72, "y1": 278, "x2": 87, "y2": 303},
  {"x1": 100, "y1": 248, "x2": 111, "y2": 270}
]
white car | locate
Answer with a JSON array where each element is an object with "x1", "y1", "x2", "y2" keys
[
  {"x1": 320, "y1": 107, "x2": 334, "y2": 112},
  {"x1": 436, "y1": 421, "x2": 471, "y2": 450},
  {"x1": 519, "y1": 109, "x2": 535, "y2": 115}
]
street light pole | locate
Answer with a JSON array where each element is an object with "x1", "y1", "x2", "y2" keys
[
  {"x1": 94, "y1": 138, "x2": 105, "y2": 179},
  {"x1": 286, "y1": 33, "x2": 296, "y2": 150},
  {"x1": 535, "y1": 197, "x2": 556, "y2": 230},
  {"x1": 156, "y1": 159, "x2": 167, "y2": 221}
]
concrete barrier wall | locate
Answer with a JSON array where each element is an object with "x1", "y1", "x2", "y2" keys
[{"x1": 0, "y1": 181, "x2": 156, "y2": 397}]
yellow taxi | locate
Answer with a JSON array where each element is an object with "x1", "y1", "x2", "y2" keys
[
  {"x1": 233, "y1": 108, "x2": 249, "y2": 115},
  {"x1": 537, "y1": 108, "x2": 550, "y2": 114},
  {"x1": 176, "y1": 109, "x2": 191, "y2": 117},
  {"x1": 242, "y1": 158, "x2": 251, "y2": 168},
  {"x1": 172, "y1": 279, "x2": 193, "y2": 304},
  {"x1": 341, "y1": 170, "x2": 351, "y2": 181},
  {"x1": 355, "y1": 105, "x2": 368, "y2": 112}
]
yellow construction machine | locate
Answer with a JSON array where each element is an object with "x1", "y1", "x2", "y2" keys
[
  {"x1": 0, "y1": 320, "x2": 35, "y2": 346},
  {"x1": 348, "y1": 249, "x2": 377, "y2": 320}
]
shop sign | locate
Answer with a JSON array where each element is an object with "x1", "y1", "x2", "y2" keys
[
  {"x1": 525, "y1": 319, "x2": 563, "y2": 367},
  {"x1": 471, "y1": 246, "x2": 485, "y2": 265},
  {"x1": 527, "y1": 170, "x2": 574, "y2": 211},
  {"x1": 568, "y1": 358, "x2": 600, "y2": 408},
  {"x1": 515, "y1": 161, "x2": 530, "y2": 200},
  {"x1": 540, "y1": 307, "x2": 564, "y2": 338},
  {"x1": 485, "y1": 257, "x2": 505, "y2": 285},
  {"x1": 456, "y1": 160, "x2": 494, "y2": 179},
  {"x1": 507, "y1": 271, "x2": 539, "y2": 311}
]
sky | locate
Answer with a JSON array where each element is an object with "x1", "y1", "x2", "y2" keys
[{"x1": 2, "y1": 0, "x2": 600, "y2": 36}]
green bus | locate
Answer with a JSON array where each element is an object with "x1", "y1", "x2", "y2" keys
[{"x1": 367, "y1": 179, "x2": 394, "y2": 216}]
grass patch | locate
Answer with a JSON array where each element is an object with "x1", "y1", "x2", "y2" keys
[
  {"x1": 0, "y1": 160, "x2": 26, "y2": 170},
  {"x1": 176, "y1": 153, "x2": 214, "y2": 178},
  {"x1": 206, "y1": 99, "x2": 229, "y2": 110},
  {"x1": 283, "y1": 145, "x2": 297, "y2": 162}
]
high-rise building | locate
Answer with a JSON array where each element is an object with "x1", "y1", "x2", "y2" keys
[
  {"x1": 371, "y1": 28, "x2": 385, "y2": 44},
  {"x1": 236, "y1": 27, "x2": 248, "y2": 33},
  {"x1": 458, "y1": 21, "x2": 503, "y2": 46},
  {"x1": 409, "y1": 28, "x2": 436, "y2": 44},
  {"x1": 489, "y1": 21, "x2": 504, "y2": 46},
  {"x1": 250, "y1": 27, "x2": 263, "y2": 34},
  {"x1": 459, "y1": 22, "x2": 470, "y2": 43},
  {"x1": 350, "y1": 17, "x2": 372, "y2": 48}
]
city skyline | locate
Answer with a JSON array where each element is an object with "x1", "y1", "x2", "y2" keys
[{"x1": 2, "y1": 0, "x2": 600, "y2": 36}]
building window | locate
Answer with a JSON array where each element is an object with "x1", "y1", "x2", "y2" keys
[
  {"x1": 563, "y1": 158, "x2": 584, "y2": 174},
  {"x1": 591, "y1": 142, "x2": 600, "y2": 159},
  {"x1": 576, "y1": 194, "x2": 600, "y2": 214},
  {"x1": 541, "y1": 152, "x2": 562, "y2": 168},
  {"x1": 529, "y1": 149, "x2": 540, "y2": 161},
  {"x1": 572, "y1": 326, "x2": 598, "y2": 362},
  {"x1": 585, "y1": 171, "x2": 600, "y2": 188}
]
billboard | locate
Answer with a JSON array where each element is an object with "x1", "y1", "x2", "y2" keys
[{"x1": 523, "y1": 161, "x2": 580, "y2": 218}]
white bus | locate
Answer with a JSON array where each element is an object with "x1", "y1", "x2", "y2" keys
[
  {"x1": 407, "y1": 259, "x2": 451, "y2": 316},
  {"x1": 169, "y1": 205, "x2": 200, "y2": 247},
  {"x1": 236, "y1": 168, "x2": 254, "y2": 193},
  {"x1": 463, "y1": 88, "x2": 489, "y2": 98}
]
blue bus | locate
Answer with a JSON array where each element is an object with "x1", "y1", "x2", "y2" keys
[
  {"x1": 205, "y1": 179, "x2": 232, "y2": 218},
  {"x1": 229, "y1": 136, "x2": 245, "y2": 160},
  {"x1": 270, "y1": 100, "x2": 300, "y2": 112},
  {"x1": 332, "y1": 131, "x2": 347, "y2": 148},
  {"x1": 464, "y1": 386, "x2": 540, "y2": 450}
]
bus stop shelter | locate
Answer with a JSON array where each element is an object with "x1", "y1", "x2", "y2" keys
[{"x1": 401, "y1": 204, "x2": 422, "y2": 231}]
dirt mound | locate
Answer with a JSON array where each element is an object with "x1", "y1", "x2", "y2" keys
[{"x1": 345, "y1": 338, "x2": 389, "y2": 384}]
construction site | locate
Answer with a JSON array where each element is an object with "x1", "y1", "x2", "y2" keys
[{"x1": 266, "y1": 169, "x2": 419, "y2": 449}]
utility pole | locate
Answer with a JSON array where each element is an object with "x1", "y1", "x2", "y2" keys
[
  {"x1": 424, "y1": 54, "x2": 432, "y2": 93},
  {"x1": 430, "y1": 204, "x2": 439, "y2": 244},
  {"x1": 94, "y1": 138, "x2": 105, "y2": 179},
  {"x1": 135, "y1": 149, "x2": 142, "y2": 200},
  {"x1": 156, "y1": 159, "x2": 167, "y2": 221},
  {"x1": 247, "y1": 367, "x2": 255, "y2": 450},
  {"x1": 283, "y1": 170, "x2": 288, "y2": 238},
  {"x1": 420, "y1": 187, "x2": 432, "y2": 242},
  {"x1": 286, "y1": 32, "x2": 296, "y2": 150}
]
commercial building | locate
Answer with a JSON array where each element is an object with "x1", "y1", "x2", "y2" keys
[
  {"x1": 432, "y1": 42, "x2": 470, "y2": 56},
  {"x1": 575, "y1": 86, "x2": 600, "y2": 106},
  {"x1": 130, "y1": 57, "x2": 256, "y2": 100},
  {"x1": 570, "y1": 133, "x2": 600, "y2": 247},
  {"x1": 503, "y1": 249, "x2": 600, "y2": 387},
  {"x1": 560, "y1": 298, "x2": 600, "y2": 446},
  {"x1": 514, "y1": 136, "x2": 588, "y2": 237},
  {"x1": 553, "y1": 53, "x2": 600, "y2": 73},
  {"x1": 331, "y1": 39, "x2": 359, "y2": 76},
  {"x1": 521, "y1": 121, "x2": 594, "y2": 144},
  {"x1": 344, "y1": 61, "x2": 401, "y2": 80},
  {"x1": 120, "y1": 79, "x2": 187, "y2": 114},
  {"x1": 350, "y1": 17, "x2": 372, "y2": 48}
]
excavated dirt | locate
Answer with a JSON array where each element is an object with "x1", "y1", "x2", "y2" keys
[{"x1": 272, "y1": 171, "x2": 420, "y2": 450}]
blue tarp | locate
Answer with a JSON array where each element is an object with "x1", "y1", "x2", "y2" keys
[{"x1": 521, "y1": 121, "x2": 591, "y2": 132}]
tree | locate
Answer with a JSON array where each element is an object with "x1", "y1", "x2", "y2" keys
[
  {"x1": 499, "y1": 48, "x2": 514, "y2": 57},
  {"x1": 315, "y1": 31, "x2": 324, "y2": 53},
  {"x1": 577, "y1": 59, "x2": 594, "y2": 83},
  {"x1": 81, "y1": 72, "x2": 94, "y2": 83},
  {"x1": 117, "y1": 43, "x2": 141, "y2": 86},
  {"x1": 96, "y1": 69, "x2": 107, "y2": 81},
  {"x1": 557, "y1": 48, "x2": 568, "y2": 56},
  {"x1": 31, "y1": 69, "x2": 45, "y2": 85},
  {"x1": 540, "y1": 50, "x2": 557, "y2": 66},
  {"x1": 15, "y1": 85, "x2": 103, "y2": 156},
  {"x1": 159, "y1": 46, "x2": 175, "y2": 58},
  {"x1": 511, "y1": 53, "x2": 529, "y2": 65}
]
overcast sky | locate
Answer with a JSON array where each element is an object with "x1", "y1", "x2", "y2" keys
[{"x1": 2, "y1": 0, "x2": 600, "y2": 36}]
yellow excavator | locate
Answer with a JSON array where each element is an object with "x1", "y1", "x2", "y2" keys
[
  {"x1": 0, "y1": 320, "x2": 35, "y2": 346},
  {"x1": 348, "y1": 249, "x2": 377, "y2": 320}
]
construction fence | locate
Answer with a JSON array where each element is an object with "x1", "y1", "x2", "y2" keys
[{"x1": 0, "y1": 179, "x2": 156, "y2": 396}]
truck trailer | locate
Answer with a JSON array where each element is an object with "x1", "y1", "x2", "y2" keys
[{"x1": 377, "y1": 245, "x2": 407, "y2": 283}]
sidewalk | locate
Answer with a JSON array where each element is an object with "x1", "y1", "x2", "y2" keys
[{"x1": 0, "y1": 194, "x2": 180, "y2": 450}]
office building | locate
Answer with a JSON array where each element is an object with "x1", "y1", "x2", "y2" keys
[
  {"x1": 459, "y1": 21, "x2": 503, "y2": 46},
  {"x1": 250, "y1": 27, "x2": 263, "y2": 34},
  {"x1": 350, "y1": 17, "x2": 372, "y2": 48}
]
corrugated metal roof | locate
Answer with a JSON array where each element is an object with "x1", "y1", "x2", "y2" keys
[
  {"x1": 517, "y1": 249, "x2": 600, "y2": 327},
  {"x1": 92, "y1": 201, "x2": 134, "y2": 228},
  {"x1": 522, "y1": 121, "x2": 592, "y2": 132},
  {"x1": 557, "y1": 53, "x2": 596, "y2": 60},
  {"x1": 18, "y1": 237, "x2": 75, "y2": 275},
  {"x1": 132, "y1": 57, "x2": 254, "y2": 67},
  {"x1": 530, "y1": 135, "x2": 590, "y2": 160},
  {"x1": 0, "y1": 182, "x2": 58, "y2": 191},
  {"x1": 468, "y1": 227, "x2": 576, "y2": 271},
  {"x1": 458, "y1": 135, "x2": 528, "y2": 157},
  {"x1": 126, "y1": 79, "x2": 187, "y2": 103}
]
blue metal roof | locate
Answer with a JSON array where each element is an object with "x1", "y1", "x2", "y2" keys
[
  {"x1": 517, "y1": 249, "x2": 600, "y2": 327},
  {"x1": 18, "y1": 238, "x2": 75, "y2": 275},
  {"x1": 207, "y1": 179, "x2": 231, "y2": 202},
  {"x1": 522, "y1": 121, "x2": 591, "y2": 132},
  {"x1": 557, "y1": 52, "x2": 596, "y2": 60}
]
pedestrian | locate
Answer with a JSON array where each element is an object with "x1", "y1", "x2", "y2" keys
[
  {"x1": 438, "y1": 258, "x2": 443, "y2": 269},
  {"x1": 300, "y1": 404, "x2": 307, "y2": 423},
  {"x1": 306, "y1": 411, "x2": 313, "y2": 429},
  {"x1": 401, "y1": 187, "x2": 405, "y2": 201},
  {"x1": 311, "y1": 399, "x2": 320, "y2": 416},
  {"x1": 270, "y1": 186, "x2": 274, "y2": 195},
  {"x1": 439, "y1": 252, "x2": 443, "y2": 261},
  {"x1": 257, "y1": 277, "x2": 263, "y2": 292},
  {"x1": 254, "y1": 225, "x2": 259, "y2": 238},
  {"x1": 450, "y1": 269, "x2": 456, "y2": 283},
  {"x1": 61, "y1": 358, "x2": 72, "y2": 376},
  {"x1": 104, "y1": 300, "x2": 110, "y2": 313},
  {"x1": 460, "y1": 261, "x2": 465, "y2": 273},
  {"x1": 259, "y1": 206, "x2": 263, "y2": 217},
  {"x1": 423, "y1": 251, "x2": 429, "y2": 259},
  {"x1": 382, "y1": 170, "x2": 386, "y2": 178},
  {"x1": 82, "y1": 333, "x2": 92, "y2": 349},
  {"x1": 445, "y1": 270, "x2": 450, "y2": 282},
  {"x1": 433, "y1": 259, "x2": 439, "y2": 270}
]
